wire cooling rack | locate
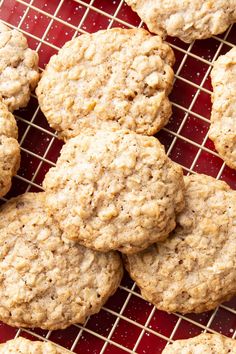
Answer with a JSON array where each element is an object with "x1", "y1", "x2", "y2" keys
[{"x1": 0, "y1": 1, "x2": 235, "y2": 353}]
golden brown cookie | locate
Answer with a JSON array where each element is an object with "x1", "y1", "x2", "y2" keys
[
  {"x1": 125, "y1": 0, "x2": 236, "y2": 43},
  {"x1": 125, "y1": 174, "x2": 236, "y2": 313},
  {"x1": 43, "y1": 130, "x2": 185, "y2": 253},
  {"x1": 36, "y1": 28, "x2": 174, "y2": 140},
  {"x1": 0, "y1": 192, "x2": 123, "y2": 330}
]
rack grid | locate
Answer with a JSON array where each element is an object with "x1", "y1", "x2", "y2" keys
[{"x1": 0, "y1": 1, "x2": 235, "y2": 353}]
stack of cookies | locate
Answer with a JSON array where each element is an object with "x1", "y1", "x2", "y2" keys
[{"x1": 0, "y1": 14, "x2": 235, "y2": 353}]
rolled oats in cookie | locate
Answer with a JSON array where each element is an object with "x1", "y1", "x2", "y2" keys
[
  {"x1": 125, "y1": 0, "x2": 236, "y2": 43},
  {"x1": 36, "y1": 28, "x2": 175, "y2": 140},
  {"x1": 0, "y1": 192, "x2": 123, "y2": 330},
  {"x1": 0, "y1": 22, "x2": 39, "y2": 111},
  {"x1": 125, "y1": 174, "x2": 236, "y2": 313},
  {"x1": 209, "y1": 47, "x2": 236, "y2": 170},
  {"x1": 43, "y1": 130, "x2": 185, "y2": 254},
  {"x1": 0, "y1": 97, "x2": 20, "y2": 197},
  {"x1": 162, "y1": 333, "x2": 236, "y2": 354},
  {"x1": 0, "y1": 337, "x2": 68, "y2": 354}
]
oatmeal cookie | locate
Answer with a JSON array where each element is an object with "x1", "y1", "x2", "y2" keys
[
  {"x1": 163, "y1": 333, "x2": 236, "y2": 353},
  {"x1": 0, "y1": 192, "x2": 123, "y2": 330},
  {"x1": 0, "y1": 337, "x2": 68, "y2": 354},
  {"x1": 43, "y1": 130, "x2": 185, "y2": 253},
  {"x1": 125, "y1": 174, "x2": 236, "y2": 313},
  {"x1": 0, "y1": 22, "x2": 39, "y2": 111},
  {"x1": 209, "y1": 47, "x2": 236, "y2": 170},
  {"x1": 0, "y1": 97, "x2": 20, "y2": 197},
  {"x1": 125, "y1": 0, "x2": 236, "y2": 43},
  {"x1": 36, "y1": 28, "x2": 175, "y2": 140}
]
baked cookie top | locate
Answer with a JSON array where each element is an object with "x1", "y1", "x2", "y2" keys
[
  {"x1": 0, "y1": 192, "x2": 123, "y2": 330},
  {"x1": 125, "y1": 174, "x2": 236, "y2": 313},
  {"x1": 0, "y1": 337, "x2": 68, "y2": 354},
  {"x1": 163, "y1": 333, "x2": 236, "y2": 354},
  {"x1": 209, "y1": 47, "x2": 236, "y2": 170},
  {"x1": 0, "y1": 98, "x2": 20, "y2": 197},
  {"x1": 0, "y1": 22, "x2": 39, "y2": 111},
  {"x1": 125, "y1": 1, "x2": 236, "y2": 43},
  {"x1": 36, "y1": 28, "x2": 175, "y2": 140},
  {"x1": 43, "y1": 130, "x2": 185, "y2": 253}
]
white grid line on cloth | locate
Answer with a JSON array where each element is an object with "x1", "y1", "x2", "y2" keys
[
  {"x1": 204, "y1": 308, "x2": 219, "y2": 333},
  {"x1": 20, "y1": 146, "x2": 56, "y2": 166},
  {"x1": 0, "y1": 0, "x2": 235, "y2": 353},
  {"x1": 69, "y1": 318, "x2": 90, "y2": 352},
  {"x1": 18, "y1": 105, "x2": 40, "y2": 146},
  {"x1": 72, "y1": 325, "x2": 136, "y2": 354},
  {"x1": 168, "y1": 317, "x2": 182, "y2": 342},
  {"x1": 173, "y1": 41, "x2": 194, "y2": 77},
  {"x1": 16, "y1": 114, "x2": 58, "y2": 139},
  {"x1": 24, "y1": 135, "x2": 56, "y2": 192},
  {"x1": 33, "y1": 0, "x2": 65, "y2": 53},
  {"x1": 13, "y1": 328, "x2": 73, "y2": 353},
  {"x1": 16, "y1": 0, "x2": 33, "y2": 28},
  {"x1": 99, "y1": 281, "x2": 138, "y2": 354},
  {"x1": 0, "y1": 18, "x2": 59, "y2": 50},
  {"x1": 100, "y1": 289, "x2": 236, "y2": 339},
  {"x1": 132, "y1": 306, "x2": 157, "y2": 352},
  {"x1": 102, "y1": 305, "x2": 171, "y2": 342},
  {"x1": 171, "y1": 101, "x2": 210, "y2": 124},
  {"x1": 71, "y1": 0, "x2": 96, "y2": 38},
  {"x1": 107, "y1": 0, "x2": 125, "y2": 30}
]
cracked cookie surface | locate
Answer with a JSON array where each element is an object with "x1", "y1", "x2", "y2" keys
[
  {"x1": 0, "y1": 192, "x2": 123, "y2": 330},
  {"x1": 43, "y1": 130, "x2": 185, "y2": 253},
  {"x1": 36, "y1": 28, "x2": 174, "y2": 140},
  {"x1": 125, "y1": 0, "x2": 236, "y2": 43},
  {"x1": 125, "y1": 174, "x2": 236, "y2": 313}
]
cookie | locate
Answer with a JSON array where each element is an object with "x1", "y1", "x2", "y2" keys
[
  {"x1": 43, "y1": 130, "x2": 185, "y2": 253},
  {"x1": 163, "y1": 333, "x2": 236, "y2": 353},
  {"x1": 0, "y1": 337, "x2": 68, "y2": 354},
  {"x1": 125, "y1": 174, "x2": 236, "y2": 313},
  {"x1": 209, "y1": 47, "x2": 236, "y2": 170},
  {"x1": 36, "y1": 28, "x2": 175, "y2": 140},
  {"x1": 0, "y1": 192, "x2": 123, "y2": 330},
  {"x1": 0, "y1": 97, "x2": 20, "y2": 197},
  {"x1": 0, "y1": 22, "x2": 39, "y2": 111},
  {"x1": 125, "y1": 1, "x2": 236, "y2": 43}
]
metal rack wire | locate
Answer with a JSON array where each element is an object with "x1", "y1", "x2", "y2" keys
[{"x1": 0, "y1": 1, "x2": 235, "y2": 353}]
